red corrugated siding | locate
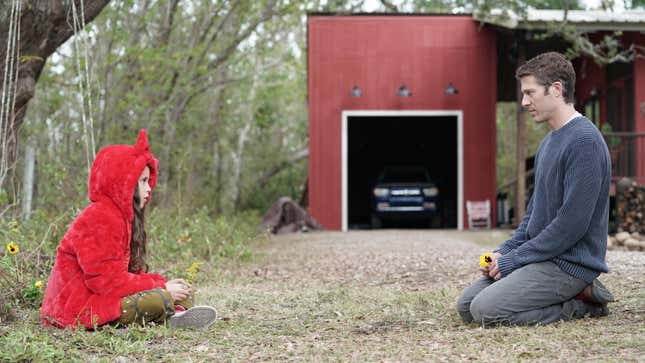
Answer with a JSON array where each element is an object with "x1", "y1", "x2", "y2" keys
[{"x1": 308, "y1": 16, "x2": 498, "y2": 230}]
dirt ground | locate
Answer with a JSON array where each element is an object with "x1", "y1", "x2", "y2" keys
[
  {"x1": 243, "y1": 229, "x2": 643, "y2": 295},
  {"x1": 202, "y1": 229, "x2": 645, "y2": 361}
]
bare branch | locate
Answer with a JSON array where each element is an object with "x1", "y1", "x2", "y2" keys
[
  {"x1": 241, "y1": 148, "x2": 309, "y2": 205},
  {"x1": 380, "y1": 0, "x2": 399, "y2": 12}
]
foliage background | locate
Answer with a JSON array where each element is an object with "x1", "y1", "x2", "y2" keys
[{"x1": 8, "y1": 0, "x2": 645, "y2": 220}]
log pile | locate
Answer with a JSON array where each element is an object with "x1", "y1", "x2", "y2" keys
[
  {"x1": 615, "y1": 178, "x2": 645, "y2": 234},
  {"x1": 608, "y1": 232, "x2": 645, "y2": 251},
  {"x1": 607, "y1": 178, "x2": 645, "y2": 252}
]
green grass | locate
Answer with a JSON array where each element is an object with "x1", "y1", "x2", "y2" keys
[
  {"x1": 2, "y1": 272, "x2": 643, "y2": 362},
  {"x1": 1, "y1": 225, "x2": 643, "y2": 362}
]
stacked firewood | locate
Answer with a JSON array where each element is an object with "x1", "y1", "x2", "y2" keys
[
  {"x1": 608, "y1": 232, "x2": 645, "y2": 251},
  {"x1": 615, "y1": 178, "x2": 645, "y2": 234},
  {"x1": 607, "y1": 178, "x2": 645, "y2": 251}
]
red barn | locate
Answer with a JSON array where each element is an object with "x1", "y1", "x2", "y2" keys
[{"x1": 307, "y1": 12, "x2": 645, "y2": 231}]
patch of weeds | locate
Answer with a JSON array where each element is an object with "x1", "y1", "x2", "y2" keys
[
  {"x1": 0, "y1": 325, "x2": 69, "y2": 362},
  {"x1": 351, "y1": 288, "x2": 457, "y2": 335},
  {"x1": 316, "y1": 288, "x2": 349, "y2": 305},
  {"x1": 147, "y1": 208, "x2": 263, "y2": 276},
  {"x1": 0, "y1": 216, "x2": 64, "y2": 316}
]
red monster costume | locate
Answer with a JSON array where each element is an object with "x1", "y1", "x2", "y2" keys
[{"x1": 41, "y1": 130, "x2": 167, "y2": 329}]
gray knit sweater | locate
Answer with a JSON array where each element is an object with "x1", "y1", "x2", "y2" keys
[{"x1": 496, "y1": 116, "x2": 611, "y2": 283}]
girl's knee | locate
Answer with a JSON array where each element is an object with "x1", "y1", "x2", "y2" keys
[
  {"x1": 132, "y1": 288, "x2": 174, "y2": 321},
  {"x1": 157, "y1": 288, "x2": 172, "y2": 302},
  {"x1": 117, "y1": 288, "x2": 173, "y2": 326},
  {"x1": 148, "y1": 288, "x2": 174, "y2": 313}
]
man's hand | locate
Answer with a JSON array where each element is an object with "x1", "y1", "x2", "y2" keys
[
  {"x1": 487, "y1": 252, "x2": 502, "y2": 280},
  {"x1": 479, "y1": 266, "x2": 490, "y2": 276}
]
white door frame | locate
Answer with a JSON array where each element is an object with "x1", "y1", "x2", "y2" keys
[{"x1": 341, "y1": 110, "x2": 464, "y2": 231}]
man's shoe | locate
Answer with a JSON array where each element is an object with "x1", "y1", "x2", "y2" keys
[
  {"x1": 588, "y1": 279, "x2": 615, "y2": 304},
  {"x1": 585, "y1": 301, "x2": 610, "y2": 318},
  {"x1": 169, "y1": 306, "x2": 217, "y2": 329},
  {"x1": 576, "y1": 279, "x2": 615, "y2": 304}
]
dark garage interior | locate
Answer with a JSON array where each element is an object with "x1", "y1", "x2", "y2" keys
[{"x1": 348, "y1": 116, "x2": 458, "y2": 229}]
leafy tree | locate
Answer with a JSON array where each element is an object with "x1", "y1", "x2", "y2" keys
[
  {"x1": 625, "y1": 0, "x2": 645, "y2": 9},
  {"x1": 7, "y1": 0, "x2": 645, "y2": 221},
  {"x1": 20, "y1": 0, "x2": 325, "y2": 217},
  {"x1": 0, "y1": 1, "x2": 110, "y2": 191}
]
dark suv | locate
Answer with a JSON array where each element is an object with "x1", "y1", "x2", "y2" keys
[{"x1": 370, "y1": 166, "x2": 441, "y2": 228}]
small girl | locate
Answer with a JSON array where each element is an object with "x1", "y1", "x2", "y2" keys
[{"x1": 41, "y1": 130, "x2": 216, "y2": 329}]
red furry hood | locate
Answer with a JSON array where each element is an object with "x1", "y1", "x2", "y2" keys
[{"x1": 89, "y1": 129, "x2": 158, "y2": 221}]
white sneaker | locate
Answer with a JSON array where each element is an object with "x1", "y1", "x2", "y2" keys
[{"x1": 169, "y1": 306, "x2": 217, "y2": 329}]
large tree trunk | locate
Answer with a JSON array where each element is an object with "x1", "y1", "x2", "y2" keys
[{"x1": 0, "y1": 0, "x2": 110, "y2": 191}]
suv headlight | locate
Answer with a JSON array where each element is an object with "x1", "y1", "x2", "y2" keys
[
  {"x1": 422, "y1": 187, "x2": 439, "y2": 197},
  {"x1": 373, "y1": 188, "x2": 389, "y2": 197}
]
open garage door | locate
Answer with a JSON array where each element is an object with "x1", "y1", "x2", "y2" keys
[{"x1": 342, "y1": 111, "x2": 463, "y2": 231}]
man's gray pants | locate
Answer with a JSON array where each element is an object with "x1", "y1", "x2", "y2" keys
[{"x1": 457, "y1": 261, "x2": 595, "y2": 326}]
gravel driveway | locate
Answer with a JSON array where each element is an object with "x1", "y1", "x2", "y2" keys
[
  {"x1": 207, "y1": 229, "x2": 644, "y2": 361},
  {"x1": 249, "y1": 229, "x2": 645, "y2": 301}
]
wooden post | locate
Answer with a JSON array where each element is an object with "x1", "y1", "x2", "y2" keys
[
  {"x1": 299, "y1": 176, "x2": 309, "y2": 208},
  {"x1": 515, "y1": 44, "x2": 526, "y2": 224},
  {"x1": 22, "y1": 137, "x2": 36, "y2": 221}
]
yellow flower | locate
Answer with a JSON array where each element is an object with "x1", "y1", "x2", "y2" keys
[
  {"x1": 186, "y1": 261, "x2": 204, "y2": 274},
  {"x1": 6, "y1": 241, "x2": 19, "y2": 255},
  {"x1": 479, "y1": 253, "x2": 492, "y2": 268},
  {"x1": 35, "y1": 281, "x2": 44, "y2": 290},
  {"x1": 185, "y1": 262, "x2": 204, "y2": 283}
]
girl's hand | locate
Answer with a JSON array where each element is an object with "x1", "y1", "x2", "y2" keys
[
  {"x1": 167, "y1": 278, "x2": 192, "y2": 290},
  {"x1": 166, "y1": 279, "x2": 191, "y2": 301}
]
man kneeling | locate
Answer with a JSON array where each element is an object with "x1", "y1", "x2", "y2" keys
[{"x1": 457, "y1": 52, "x2": 614, "y2": 327}]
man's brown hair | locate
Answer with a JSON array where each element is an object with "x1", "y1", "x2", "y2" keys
[{"x1": 515, "y1": 52, "x2": 576, "y2": 104}]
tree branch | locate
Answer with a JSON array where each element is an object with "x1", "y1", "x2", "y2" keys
[
  {"x1": 379, "y1": 0, "x2": 399, "y2": 12},
  {"x1": 251, "y1": 148, "x2": 309, "y2": 193}
]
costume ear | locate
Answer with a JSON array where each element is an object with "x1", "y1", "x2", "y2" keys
[{"x1": 134, "y1": 129, "x2": 150, "y2": 153}]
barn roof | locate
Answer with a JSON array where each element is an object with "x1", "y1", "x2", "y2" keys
[
  {"x1": 475, "y1": 9, "x2": 645, "y2": 31},
  {"x1": 308, "y1": 10, "x2": 645, "y2": 32}
]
